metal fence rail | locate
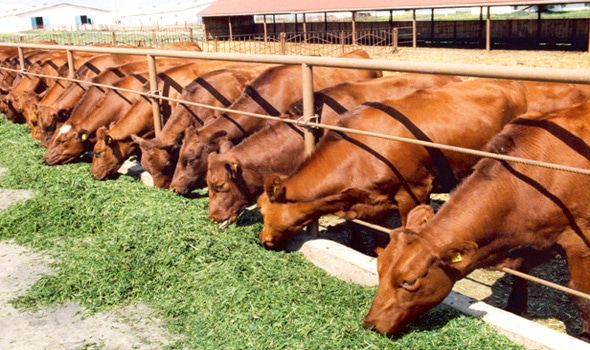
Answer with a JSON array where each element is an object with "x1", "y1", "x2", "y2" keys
[{"x1": 1, "y1": 42, "x2": 590, "y2": 303}]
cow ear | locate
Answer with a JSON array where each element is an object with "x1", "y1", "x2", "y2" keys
[
  {"x1": 405, "y1": 204, "x2": 435, "y2": 230},
  {"x1": 208, "y1": 130, "x2": 228, "y2": 152},
  {"x1": 218, "y1": 140, "x2": 233, "y2": 154},
  {"x1": 439, "y1": 241, "x2": 478, "y2": 270},
  {"x1": 96, "y1": 127, "x2": 107, "y2": 140},
  {"x1": 225, "y1": 158, "x2": 240, "y2": 178},
  {"x1": 78, "y1": 129, "x2": 89, "y2": 141},
  {"x1": 264, "y1": 173, "x2": 286, "y2": 202},
  {"x1": 183, "y1": 127, "x2": 197, "y2": 142},
  {"x1": 130, "y1": 134, "x2": 145, "y2": 147}
]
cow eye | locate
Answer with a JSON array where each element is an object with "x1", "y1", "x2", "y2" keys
[{"x1": 401, "y1": 278, "x2": 420, "y2": 291}]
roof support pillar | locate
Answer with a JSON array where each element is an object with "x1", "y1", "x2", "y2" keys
[
  {"x1": 486, "y1": 6, "x2": 491, "y2": 51},
  {"x1": 263, "y1": 15, "x2": 268, "y2": 43},
  {"x1": 412, "y1": 9, "x2": 417, "y2": 48},
  {"x1": 228, "y1": 16, "x2": 233, "y2": 41},
  {"x1": 352, "y1": 12, "x2": 357, "y2": 45},
  {"x1": 303, "y1": 13, "x2": 308, "y2": 43}
]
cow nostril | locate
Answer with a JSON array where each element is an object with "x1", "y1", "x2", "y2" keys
[{"x1": 363, "y1": 322, "x2": 377, "y2": 332}]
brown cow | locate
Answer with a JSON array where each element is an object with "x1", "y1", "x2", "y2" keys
[
  {"x1": 131, "y1": 66, "x2": 268, "y2": 189},
  {"x1": 257, "y1": 78, "x2": 529, "y2": 250},
  {"x1": 30, "y1": 53, "x2": 145, "y2": 138},
  {"x1": 0, "y1": 45, "x2": 59, "y2": 94},
  {"x1": 207, "y1": 74, "x2": 461, "y2": 227},
  {"x1": 90, "y1": 61, "x2": 256, "y2": 180},
  {"x1": 363, "y1": 101, "x2": 590, "y2": 342},
  {"x1": 0, "y1": 48, "x2": 65, "y2": 122},
  {"x1": 32, "y1": 42, "x2": 201, "y2": 134},
  {"x1": 42, "y1": 72, "x2": 153, "y2": 165},
  {"x1": 169, "y1": 49, "x2": 382, "y2": 195},
  {"x1": 36, "y1": 57, "x2": 192, "y2": 145}
]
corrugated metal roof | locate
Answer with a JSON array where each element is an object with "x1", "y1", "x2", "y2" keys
[{"x1": 198, "y1": 0, "x2": 586, "y2": 16}]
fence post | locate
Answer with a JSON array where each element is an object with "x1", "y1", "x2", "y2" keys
[
  {"x1": 189, "y1": 27, "x2": 194, "y2": 42},
  {"x1": 203, "y1": 24, "x2": 208, "y2": 44},
  {"x1": 152, "y1": 29, "x2": 157, "y2": 47},
  {"x1": 214, "y1": 37, "x2": 218, "y2": 52},
  {"x1": 280, "y1": 32, "x2": 286, "y2": 55},
  {"x1": 147, "y1": 54, "x2": 162, "y2": 135},
  {"x1": 111, "y1": 32, "x2": 117, "y2": 45},
  {"x1": 301, "y1": 62, "x2": 319, "y2": 237},
  {"x1": 17, "y1": 47, "x2": 25, "y2": 71},
  {"x1": 392, "y1": 27, "x2": 398, "y2": 53},
  {"x1": 66, "y1": 49, "x2": 75, "y2": 79},
  {"x1": 340, "y1": 31, "x2": 345, "y2": 54}
]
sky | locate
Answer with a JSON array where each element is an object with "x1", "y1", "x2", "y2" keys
[{"x1": 0, "y1": 0, "x2": 201, "y2": 12}]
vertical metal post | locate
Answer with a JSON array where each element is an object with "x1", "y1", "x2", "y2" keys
[
  {"x1": 17, "y1": 47, "x2": 25, "y2": 72},
  {"x1": 228, "y1": 17, "x2": 233, "y2": 41},
  {"x1": 112, "y1": 31, "x2": 117, "y2": 45},
  {"x1": 280, "y1": 32, "x2": 286, "y2": 55},
  {"x1": 301, "y1": 63, "x2": 319, "y2": 237},
  {"x1": 486, "y1": 6, "x2": 491, "y2": 51},
  {"x1": 412, "y1": 9, "x2": 417, "y2": 48},
  {"x1": 392, "y1": 28, "x2": 398, "y2": 52},
  {"x1": 147, "y1": 54, "x2": 162, "y2": 135},
  {"x1": 352, "y1": 12, "x2": 357, "y2": 45},
  {"x1": 66, "y1": 49, "x2": 75, "y2": 79},
  {"x1": 263, "y1": 15, "x2": 268, "y2": 43},
  {"x1": 303, "y1": 14, "x2": 307, "y2": 43}
]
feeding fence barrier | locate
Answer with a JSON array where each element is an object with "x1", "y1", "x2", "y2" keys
[{"x1": 2, "y1": 42, "x2": 590, "y2": 303}]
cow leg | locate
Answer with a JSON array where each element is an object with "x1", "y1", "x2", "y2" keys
[
  {"x1": 506, "y1": 275, "x2": 528, "y2": 315},
  {"x1": 565, "y1": 252, "x2": 590, "y2": 342}
]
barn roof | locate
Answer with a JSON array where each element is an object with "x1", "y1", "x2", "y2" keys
[
  {"x1": 4, "y1": 2, "x2": 110, "y2": 17},
  {"x1": 198, "y1": 0, "x2": 587, "y2": 16}
]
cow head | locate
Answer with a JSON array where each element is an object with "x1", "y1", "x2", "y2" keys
[
  {"x1": 42, "y1": 122, "x2": 91, "y2": 165},
  {"x1": 258, "y1": 174, "x2": 368, "y2": 250},
  {"x1": 170, "y1": 127, "x2": 227, "y2": 196},
  {"x1": 206, "y1": 145, "x2": 248, "y2": 229},
  {"x1": 363, "y1": 207, "x2": 478, "y2": 337},
  {"x1": 38, "y1": 105, "x2": 67, "y2": 147},
  {"x1": 91, "y1": 127, "x2": 124, "y2": 180},
  {"x1": 132, "y1": 134, "x2": 181, "y2": 189}
]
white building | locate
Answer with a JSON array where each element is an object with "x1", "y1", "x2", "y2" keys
[
  {"x1": 113, "y1": 1, "x2": 215, "y2": 29},
  {"x1": 0, "y1": 2, "x2": 112, "y2": 33}
]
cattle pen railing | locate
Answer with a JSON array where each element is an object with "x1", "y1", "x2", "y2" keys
[{"x1": 2, "y1": 42, "x2": 590, "y2": 305}]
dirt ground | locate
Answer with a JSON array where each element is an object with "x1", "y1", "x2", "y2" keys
[{"x1": 0, "y1": 169, "x2": 176, "y2": 349}]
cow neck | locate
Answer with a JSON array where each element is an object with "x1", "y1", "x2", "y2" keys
[{"x1": 421, "y1": 166, "x2": 524, "y2": 277}]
